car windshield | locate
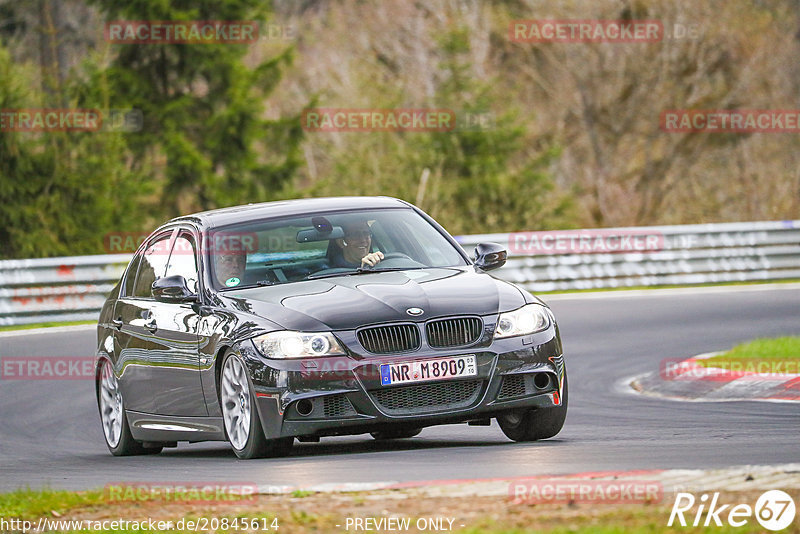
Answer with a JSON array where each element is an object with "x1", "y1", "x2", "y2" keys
[{"x1": 207, "y1": 208, "x2": 468, "y2": 290}]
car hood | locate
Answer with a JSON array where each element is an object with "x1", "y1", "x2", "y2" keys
[{"x1": 220, "y1": 267, "x2": 526, "y2": 332}]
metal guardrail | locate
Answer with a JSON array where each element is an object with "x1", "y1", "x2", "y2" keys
[
  {"x1": 0, "y1": 254, "x2": 132, "y2": 326},
  {"x1": 0, "y1": 221, "x2": 798, "y2": 326},
  {"x1": 456, "y1": 220, "x2": 800, "y2": 292}
]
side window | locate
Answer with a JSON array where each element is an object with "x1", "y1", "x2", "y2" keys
[
  {"x1": 165, "y1": 232, "x2": 199, "y2": 293},
  {"x1": 133, "y1": 233, "x2": 173, "y2": 298},
  {"x1": 121, "y1": 253, "x2": 142, "y2": 297}
]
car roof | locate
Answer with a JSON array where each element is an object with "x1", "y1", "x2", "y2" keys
[{"x1": 169, "y1": 196, "x2": 412, "y2": 228}]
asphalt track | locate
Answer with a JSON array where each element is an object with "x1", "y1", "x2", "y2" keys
[{"x1": 1, "y1": 286, "x2": 798, "y2": 491}]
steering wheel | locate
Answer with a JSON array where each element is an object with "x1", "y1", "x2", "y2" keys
[
  {"x1": 380, "y1": 252, "x2": 413, "y2": 261},
  {"x1": 367, "y1": 252, "x2": 425, "y2": 270}
]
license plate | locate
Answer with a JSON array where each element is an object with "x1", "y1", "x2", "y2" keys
[{"x1": 380, "y1": 355, "x2": 477, "y2": 386}]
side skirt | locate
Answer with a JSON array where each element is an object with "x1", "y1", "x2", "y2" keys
[{"x1": 126, "y1": 410, "x2": 226, "y2": 442}]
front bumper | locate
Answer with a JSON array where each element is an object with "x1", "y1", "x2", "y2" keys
[{"x1": 241, "y1": 324, "x2": 565, "y2": 439}]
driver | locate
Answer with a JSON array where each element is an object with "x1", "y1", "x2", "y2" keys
[
  {"x1": 215, "y1": 252, "x2": 246, "y2": 287},
  {"x1": 330, "y1": 220, "x2": 384, "y2": 268},
  {"x1": 213, "y1": 235, "x2": 248, "y2": 287}
]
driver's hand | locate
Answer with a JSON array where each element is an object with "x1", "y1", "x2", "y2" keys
[{"x1": 361, "y1": 251, "x2": 384, "y2": 268}]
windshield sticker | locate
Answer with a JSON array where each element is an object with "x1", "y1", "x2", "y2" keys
[{"x1": 225, "y1": 277, "x2": 241, "y2": 287}]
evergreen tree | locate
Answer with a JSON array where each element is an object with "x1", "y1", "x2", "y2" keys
[
  {"x1": 0, "y1": 42, "x2": 151, "y2": 258},
  {"x1": 88, "y1": 0, "x2": 304, "y2": 215},
  {"x1": 419, "y1": 29, "x2": 573, "y2": 235}
]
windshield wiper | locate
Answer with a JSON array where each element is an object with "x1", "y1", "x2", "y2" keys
[
  {"x1": 226, "y1": 279, "x2": 277, "y2": 289},
  {"x1": 305, "y1": 266, "x2": 412, "y2": 280},
  {"x1": 368, "y1": 266, "x2": 424, "y2": 273}
]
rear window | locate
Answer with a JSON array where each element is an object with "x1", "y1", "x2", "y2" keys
[{"x1": 121, "y1": 253, "x2": 141, "y2": 297}]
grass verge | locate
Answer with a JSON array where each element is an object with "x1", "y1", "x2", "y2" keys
[
  {"x1": 695, "y1": 336, "x2": 800, "y2": 371},
  {"x1": 0, "y1": 488, "x2": 104, "y2": 519},
  {"x1": 0, "y1": 320, "x2": 95, "y2": 332},
  {"x1": 1, "y1": 487, "x2": 796, "y2": 533},
  {"x1": 535, "y1": 278, "x2": 800, "y2": 295}
]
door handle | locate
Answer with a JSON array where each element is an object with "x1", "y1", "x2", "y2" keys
[
  {"x1": 111, "y1": 318, "x2": 123, "y2": 330},
  {"x1": 144, "y1": 319, "x2": 158, "y2": 333}
]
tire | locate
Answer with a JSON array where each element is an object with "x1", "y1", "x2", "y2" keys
[
  {"x1": 497, "y1": 369, "x2": 568, "y2": 442},
  {"x1": 219, "y1": 351, "x2": 293, "y2": 459},
  {"x1": 97, "y1": 359, "x2": 163, "y2": 456},
  {"x1": 370, "y1": 427, "x2": 422, "y2": 440}
]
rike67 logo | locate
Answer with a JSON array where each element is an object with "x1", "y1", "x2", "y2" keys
[{"x1": 669, "y1": 490, "x2": 796, "y2": 531}]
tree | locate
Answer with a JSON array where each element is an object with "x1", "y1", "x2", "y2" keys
[
  {"x1": 0, "y1": 42, "x2": 149, "y2": 258},
  {"x1": 417, "y1": 29, "x2": 573, "y2": 235},
  {"x1": 88, "y1": 0, "x2": 304, "y2": 216},
  {"x1": 297, "y1": 26, "x2": 574, "y2": 236}
]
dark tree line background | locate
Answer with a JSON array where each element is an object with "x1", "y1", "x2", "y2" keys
[{"x1": 0, "y1": 0, "x2": 798, "y2": 259}]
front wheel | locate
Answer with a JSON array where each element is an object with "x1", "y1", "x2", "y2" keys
[
  {"x1": 97, "y1": 359, "x2": 162, "y2": 456},
  {"x1": 220, "y1": 351, "x2": 293, "y2": 459},
  {"x1": 497, "y1": 369, "x2": 568, "y2": 442}
]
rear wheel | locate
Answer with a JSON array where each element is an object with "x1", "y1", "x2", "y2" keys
[
  {"x1": 497, "y1": 369, "x2": 568, "y2": 442},
  {"x1": 220, "y1": 351, "x2": 293, "y2": 459},
  {"x1": 370, "y1": 427, "x2": 422, "y2": 440},
  {"x1": 98, "y1": 359, "x2": 162, "y2": 456}
]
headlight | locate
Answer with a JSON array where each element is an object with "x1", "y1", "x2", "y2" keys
[
  {"x1": 253, "y1": 331, "x2": 345, "y2": 359},
  {"x1": 495, "y1": 304, "x2": 551, "y2": 339}
]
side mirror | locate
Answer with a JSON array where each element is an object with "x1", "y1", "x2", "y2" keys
[
  {"x1": 474, "y1": 242, "x2": 507, "y2": 271},
  {"x1": 152, "y1": 275, "x2": 198, "y2": 303}
]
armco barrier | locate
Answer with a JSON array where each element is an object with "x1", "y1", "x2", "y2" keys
[
  {"x1": 0, "y1": 221, "x2": 798, "y2": 326},
  {"x1": 456, "y1": 220, "x2": 800, "y2": 292},
  {"x1": 0, "y1": 254, "x2": 131, "y2": 326}
]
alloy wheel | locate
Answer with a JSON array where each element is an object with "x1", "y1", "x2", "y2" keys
[
  {"x1": 221, "y1": 356, "x2": 252, "y2": 450},
  {"x1": 99, "y1": 361, "x2": 123, "y2": 448}
]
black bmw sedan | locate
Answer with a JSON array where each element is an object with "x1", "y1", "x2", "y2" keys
[{"x1": 95, "y1": 197, "x2": 567, "y2": 458}]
